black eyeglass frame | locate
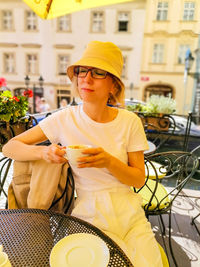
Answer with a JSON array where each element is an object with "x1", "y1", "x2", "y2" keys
[{"x1": 73, "y1": 66, "x2": 108, "y2": 79}]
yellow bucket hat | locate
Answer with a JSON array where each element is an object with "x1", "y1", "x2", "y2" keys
[{"x1": 67, "y1": 41, "x2": 124, "y2": 90}]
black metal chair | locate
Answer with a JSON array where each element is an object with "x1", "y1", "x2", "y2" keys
[
  {"x1": 133, "y1": 148, "x2": 199, "y2": 266},
  {"x1": 0, "y1": 115, "x2": 38, "y2": 208},
  {"x1": 190, "y1": 145, "x2": 200, "y2": 235},
  {"x1": 0, "y1": 156, "x2": 12, "y2": 208},
  {"x1": 191, "y1": 212, "x2": 200, "y2": 235},
  {"x1": 0, "y1": 155, "x2": 75, "y2": 214},
  {"x1": 50, "y1": 166, "x2": 75, "y2": 214}
]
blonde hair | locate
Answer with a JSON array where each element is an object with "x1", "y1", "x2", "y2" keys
[
  {"x1": 71, "y1": 76, "x2": 125, "y2": 107},
  {"x1": 110, "y1": 76, "x2": 125, "y2": 107}
]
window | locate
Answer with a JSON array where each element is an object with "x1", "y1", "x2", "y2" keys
[
  {"x1": 178, "y1": 45, "x2": 190, "y2": 64},
  {"x1": 25, "y1": 11, "x2": 37, "y2": 31},
  {"x1": 121, "y1": 56, "x2": 127, "y2": 79},
  {"x1": 1, "y1": 10, "x2": 13, "y2": 30},
  {"x1": 144, "y1": 85, "x2": 173, "y2": 101},
  {"x1": 58, "y1": 55, "x2": 70, "y2": 75},
  {"x1": 183, "y1": 2, "x2": 195, "y2": 21},
  {"x1": 117, "y1": 12, "x2": 130, "y2": 32},
  {"x1": 3, "y1": 53, "x2": 15, "y2": 73},
  {"x1": 26, "y1": 54, "x2": 38, "y2": 74},
  {"x1": 57, "y1": 15, "x2": 71, "y2": 32},
  {"x1": 152, "y1": 44, "x2": 164, "y2": 63},
  {"x1": 156, "y1": 2, "x2": 168, "y2": 21},
  {"x1": 91, "y1": 11, "x2": 104, "y2": 32},
  {"x1": 57, "y1": 90, "x2": 71, "y2": 108}
]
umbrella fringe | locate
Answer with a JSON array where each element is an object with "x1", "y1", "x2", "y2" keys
[{"x1": 47, "y1": 0, "x2": 53, "y2": 13}]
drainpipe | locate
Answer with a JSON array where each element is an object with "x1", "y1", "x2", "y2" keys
[{"x1": 190, "y1": 35, "x2": 200, "y2": 114}]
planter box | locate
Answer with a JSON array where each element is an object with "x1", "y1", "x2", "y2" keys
[
  {"x1": 137, "y1": 113, "x2": 170, "y2": 132},
  {"x1": 0, "y1": 118, "x2": 33, "y2": 151}
]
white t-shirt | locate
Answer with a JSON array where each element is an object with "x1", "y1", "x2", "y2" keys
[{"x1": 39, "y1": 105, "x2": 149, "y2": 191}]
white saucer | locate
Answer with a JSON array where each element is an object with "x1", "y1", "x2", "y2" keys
[{"x1": 50, "y1": 233, "x2": 110, "y2": 267}]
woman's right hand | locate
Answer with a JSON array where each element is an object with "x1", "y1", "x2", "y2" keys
[{"x1": 42, "y1": 144, "x2": 68, "y2": 163}]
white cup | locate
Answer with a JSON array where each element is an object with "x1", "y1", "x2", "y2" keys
[
  {"x1": 65, "y1": 145, "x2": 91, "y2": 166},
  {"x1": 0, "y1": 252, "x2": 11, "y2": 267}
]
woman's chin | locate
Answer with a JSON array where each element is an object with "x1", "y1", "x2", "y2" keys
[{"x1": 80, "y1": 93, "x2": 95, "y2": 102}]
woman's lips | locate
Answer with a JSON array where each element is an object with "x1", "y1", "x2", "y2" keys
[{"x1": 81, "y1": 88, "x2": 94, "y2": 92}]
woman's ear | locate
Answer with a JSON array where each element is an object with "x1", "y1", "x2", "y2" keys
[
  {"x1": 110, "y1": 87, "x2": 117, "y2": 98},
  {"x1": 110, "y1": 81, "x2": 116, "y2": 94}
]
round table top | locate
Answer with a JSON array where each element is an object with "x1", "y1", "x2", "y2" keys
[
  {"x1": 144, "y1": 141, "x2": 156, "y2": 155},
  {"x1": 0, "y1": 209, "x2": 133, "y2": 267}
]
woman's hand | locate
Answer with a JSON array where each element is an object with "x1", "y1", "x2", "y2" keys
[
  {"x1": 42, "y1": 144, "x2": 68, "y2": 164},
  {"x1": 77, "y1": 147, "x2": 112, "y2": 168},
  {"x1": 77, "y1": 147, "x2": 145, "y2": 187}
]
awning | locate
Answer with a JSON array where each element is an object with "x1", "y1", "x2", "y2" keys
[{"x1": 23, "y1": 0, "x2": 134, "y2": 19}]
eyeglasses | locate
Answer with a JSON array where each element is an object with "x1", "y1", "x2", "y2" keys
[{"x1": 74, "y1": 66, "x2": 108, "y2": 79}]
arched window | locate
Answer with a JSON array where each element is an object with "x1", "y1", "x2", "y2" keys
[{"x1": 143, "y1": 84, "x2": 174, "y2": 102}]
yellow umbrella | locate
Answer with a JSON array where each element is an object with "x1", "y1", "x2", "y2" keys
[{"x1": 23, "y1": 0, "x2": 134, "y2": 19}]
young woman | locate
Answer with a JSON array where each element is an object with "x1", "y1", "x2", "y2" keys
[{"x1": 3, "y1": 41, "x2": 163, "y2": 267}]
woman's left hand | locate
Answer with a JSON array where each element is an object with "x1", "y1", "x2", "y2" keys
[{"x1": 77, "y1": 147, "x2": 112, "y2": 169}]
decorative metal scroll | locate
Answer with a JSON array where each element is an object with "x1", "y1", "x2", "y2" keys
[
  {"x1": 135, "y1": 148, "x2": 199, "y2": 215},
  {"x1": 136, "y1": 112, "x2": 176, "y2": 152}
]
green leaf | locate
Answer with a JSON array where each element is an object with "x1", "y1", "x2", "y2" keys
[{"x1": 0, "y1": 90, "x2": 29, "y2": 123}]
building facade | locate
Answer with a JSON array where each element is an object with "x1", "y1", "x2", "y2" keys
[
  {"x1": 139, "y1": 0, "x2": 199, "y2": 115},
  {"x1": 0, "y1": 0, "x2": 146, "y2": 112}
]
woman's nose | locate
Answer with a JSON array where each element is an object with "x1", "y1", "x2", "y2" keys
[{"x1": 84, "y1": 69, "x2": 93, "y2": 82}]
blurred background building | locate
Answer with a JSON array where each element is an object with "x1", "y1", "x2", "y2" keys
[
  {"x1": 0, "y1": 0, "x2": 199, "y2": 116},
  {"x1": 139, "y1": 0, "x2": 199, "y2": 115},
  {"x1": 0, "y1": 0, "x2": 146, "y2": 112}
]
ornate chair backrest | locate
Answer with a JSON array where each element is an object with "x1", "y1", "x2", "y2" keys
[
  {"x1": 0, "y1": 156, "x2": 12, "y2": 208},
  {"x1": 182, "y1": 112, "x2": 192, "y2": 152},
  {"x1": 136, "y1": 112, "x2": 176, "y2": 152},
  {"x1": 135, "y1": 149, "x2": 199, "y2": 215},
  {"x1": 50, "y1": 166, "x2": 75, "y2": 214},
  {"x1": 0, "y1": 156, "x2": 75, "y2": 214}
]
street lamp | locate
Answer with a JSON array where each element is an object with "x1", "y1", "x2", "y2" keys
[
  {"x1": 24, "y1": 75, "x2": 30, "y2": 89},
  {"x1": 70, "y1": 97, "x2": 78, "y2": 106},
  {"x1": 130, "y1": 83, "x2": 134, "y2": 100},
  {"x1": 185, "y1": 50, "x2": 194, "y2": 72},
  {"x1": 38, "y1": 75, "x2": 44, "y2": 88},
  {"x1": 183, "y1": 49, "x2": 194, "y2": 114}
]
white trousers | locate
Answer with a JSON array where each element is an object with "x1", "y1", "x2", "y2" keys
[{"x1": 71, "y1": 188, "x2": 163, "y2": 267}]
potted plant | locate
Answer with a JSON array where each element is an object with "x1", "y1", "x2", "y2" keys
[
  {"x1": 126, "y1": 95, "x2": 177, "y2": 131},
  {"x1": 144, "y1": 95, "x2": 176, "y2": 115},
  {"x1": 0, "y1": 80, "x2": 33, "y2": 150}
]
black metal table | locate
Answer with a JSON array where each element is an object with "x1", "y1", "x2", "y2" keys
[{"x1": 0, "y1": 209, "x2": 133, "y2": 267}]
